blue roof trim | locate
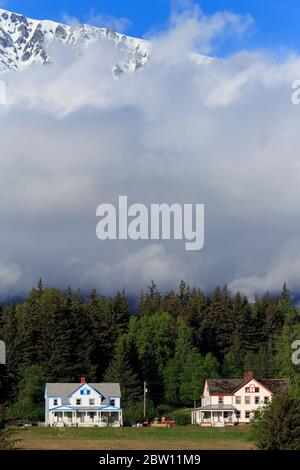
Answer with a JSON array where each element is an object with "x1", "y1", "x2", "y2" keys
[
  {"x1": 49, "y1": 405, "x2": 73, "y2": 411},
  {"x1": 100, "y1": 405, "x2": 123, "y2": 411},
  {"x1": 49, "y1": 405, "x2": 122, "y2": 411}
]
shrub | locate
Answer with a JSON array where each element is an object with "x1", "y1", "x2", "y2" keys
[
  {"x1": 252, "y1": 391, "x2": 300, "y2": 450},
  {"x1": 173, "y1": 411, "x2": 190, "y2": 426},
  {"x1": 0, "y1": 406, "x2": 15, "y2": 449},
  {"x1": 123, "y1": 400, "x2": 155, "y2": 425}
]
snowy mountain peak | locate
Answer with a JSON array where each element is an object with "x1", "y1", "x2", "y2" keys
[{"x1": 0, "y1": 8, "x2": 150, "y2": 77}]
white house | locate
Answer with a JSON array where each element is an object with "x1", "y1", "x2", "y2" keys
[
  {"x1": 45, "y1": 378, "x2": 122, "y2": 427},
  {"x1": 191, "y1": 371, "x2": 289, "y2": 427}
]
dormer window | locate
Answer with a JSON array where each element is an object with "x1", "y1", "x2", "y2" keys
[
  {"x1": 53, "y1": 399, "x2": 58, "y2": 406},
  {"x1": 110, "y1": 399, "x2": 116, "y2": 407},
  {"x1": 218, "y1": 397, "x2": 223, "y2": 404}
]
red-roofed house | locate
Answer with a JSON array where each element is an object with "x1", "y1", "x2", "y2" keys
[{"x1": 191, "y1": 371, "x2": 289, "y2": 426}]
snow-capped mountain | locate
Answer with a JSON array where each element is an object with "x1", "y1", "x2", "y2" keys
[{"x1": 0, "y1": 8, "x2": 150, "y2": 77}]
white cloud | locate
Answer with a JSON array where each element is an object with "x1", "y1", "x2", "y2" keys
[
  {"x1": 229, "y1": 242, "x2": 300, "y2": 298},
  {"x1": 0, "y1": 4, "x2": 300, "y2": 297},
  {"x1": 69, "y1": 244, "x2": 191, "y2": 292},
  {"x1": 0, "y1": 258, "x2": 25, "y2": 295},
  {"x1": 61, "y1": 13, "x2": 81, "y2": 27},
  {"x1": 85, "y1": 9, "x2": 132, "y2": 33}
]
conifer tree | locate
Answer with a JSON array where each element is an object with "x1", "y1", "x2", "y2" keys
[
  {"x1": 70, "y1": 289, "x2": 96, "y2": 381},
  {"x1": 86, "y1": 290, "x2": 117, "y2": 379},
  {"x1": 113, "y1": 291, "x2": 130, "y2": 335},
  {"x1": 38, "y1": 289, "x2": 73, "y2": 381},
  {"x1": 138, "y1": 281, "x2": 161, "y2": 316},
  {"x1": 222, "y1": 352, "x2": 242, "y2": 378},
  {"x1": 104, "y1": 336, "x2": 142, "y2": 408}
]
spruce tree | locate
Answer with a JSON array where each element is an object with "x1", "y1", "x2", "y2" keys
[
  {"x1": 70, "y1": 290, "x2": 96, "y2": 381},
  {"x1": 38, "y1": 289, "x2": 73, "y2": 381},
  {"x1": 113, "y1": 291, "x2": 130, "y2": 335},
  {"x1": 104, "y1": 337, "x2": 142, "y2": 408}
]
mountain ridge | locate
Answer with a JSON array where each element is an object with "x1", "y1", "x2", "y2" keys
[{"x1": 0, "y1": 7, "x2": 150, "y2": 77}]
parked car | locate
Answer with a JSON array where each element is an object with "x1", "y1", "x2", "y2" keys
[{"x1": 22, "y1": 421, "x2": 33, "y2": 428}]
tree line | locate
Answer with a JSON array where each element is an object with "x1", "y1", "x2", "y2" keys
[{"x1": 0, "y1": 280, "x2": 299, "y2": 421}]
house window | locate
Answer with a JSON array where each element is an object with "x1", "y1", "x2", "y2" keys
[
  {"x1": 235, "y1": 396, "x2": 241, "y2": 404},
  {"x1": 236, "y1": 411, "x2": 241, "y2": 418},
  {"x1": 245, "y1": 396, "x2": 250, "y2": 404},
  {"x1": 80, "y1": 389, "x2": 91, "y2": 396},
  {"x1": 76, "y1": 399, "x2": 81, "y2": 405},
  {"x1": 110, "y1": 399, "x2": 116, "y2": 407},
  {"x1": 255, "y1": 387, "x2": 260, "y2": 393},
  {"x1": 264, "y1": 396, "x2": 269, "y2": 403},
  {"x1": 53, "y1": 399, "x2": 58, "y2": 406},
  {"x1": 255, "y1": 397, "x2": 259, "y2": 404},
  {"x1": 218, "y1": 397, "x2": 223, "y2": 404},
  {"x1": 89, "y1": 399, "x2": 95, "y2": 406},
  {"x1": 245, "y1": 411, "x2": 251, "y2": 419}
]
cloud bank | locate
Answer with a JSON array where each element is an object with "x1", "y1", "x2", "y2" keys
[{"x1": 1, "y1": 4, "x2": 300, "y2": 298}]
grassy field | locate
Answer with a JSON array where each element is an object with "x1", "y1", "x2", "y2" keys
[{"x1": 16, "y1": 425, "x2": 256, "y2": 450}]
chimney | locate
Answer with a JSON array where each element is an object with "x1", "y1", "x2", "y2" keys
[
  {"x1": 244, "y1": 371, "x2": 254, "y2": 381},
  {"x1": 80, "y1": 377, "x2": 86, "y2": 384}
]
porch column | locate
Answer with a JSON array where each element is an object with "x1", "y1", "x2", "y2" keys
[
  {"x1": 100, "y1": 411, "x2": 102, "y2": 425},
  {"x1": 63, "y1": 411, "x2": 65, "y2": 424},
  {"x1": 211, "y1": 411, "x2": 213, "y2": 425}
]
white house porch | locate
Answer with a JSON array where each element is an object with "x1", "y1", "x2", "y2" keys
[
  {"x1": 192, "y1": 405, "x2": 239, "y2": 427},
  {"x1": 49, "y1": 406, "x2": 123, "y2": 428}
]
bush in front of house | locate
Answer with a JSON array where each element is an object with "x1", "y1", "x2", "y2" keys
[
  {"x1": 252, "y1": 391, "x2": 300, "y2": 450},
  {"x1": 173, "y1": 410, "x2": 190, "y2": 426}
]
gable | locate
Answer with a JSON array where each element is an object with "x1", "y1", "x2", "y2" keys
[
  {"x1": 68, "y1": 383, "x2": 104, "y2": 399},
  {"x1": 233, "y1": 378, "x2": 273, "y2": 395}
]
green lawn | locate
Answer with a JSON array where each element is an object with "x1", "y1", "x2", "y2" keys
[{"x1": 17, "y1": 425, "x2": 256, "y2": 450}]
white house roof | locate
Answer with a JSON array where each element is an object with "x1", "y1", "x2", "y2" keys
[{"x1": 46, "y1": 382, "x2": 121, "y2": 405}]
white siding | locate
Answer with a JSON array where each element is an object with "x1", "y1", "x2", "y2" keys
[{"x1": 69, "y1": 384, "x2": 102, "y2": 407}]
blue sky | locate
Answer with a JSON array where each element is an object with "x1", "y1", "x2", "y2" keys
[{"x1": 1, "y1": 0, "x2": 300, "y2": 53}]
